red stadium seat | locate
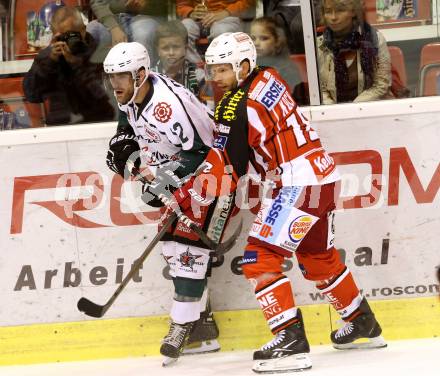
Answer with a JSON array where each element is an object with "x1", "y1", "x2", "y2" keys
[
  {"x1": 388, "y1": 46, "x2": 407, "y2": 87},
  {"x1": 418, "y1": 43, "x2": 440, "y2": 96}
]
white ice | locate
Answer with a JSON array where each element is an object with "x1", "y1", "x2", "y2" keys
[{"x1": 1, "y1": 338, "x2": 439, "y2": 376}]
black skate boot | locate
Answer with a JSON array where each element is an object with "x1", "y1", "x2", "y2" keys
[
  {"x1": 252, "y1": 309, "x2": 312, "y2": 373},
  {"x1": 160, "y1": 320, "x2": 195, "y2": 366},
  {"x1": 183, "y1": 301, "x2": 220, "y2": 355},
  {"x1": 331, "y1": 298, "x2": 387, "y2": 350}
]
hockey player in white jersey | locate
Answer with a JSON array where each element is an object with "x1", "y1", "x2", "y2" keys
[{"x1": 103, "y1": 42, "x2": 232, "y2": 365}]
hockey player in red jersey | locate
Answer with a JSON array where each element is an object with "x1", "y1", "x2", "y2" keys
[{"x1": 155, "y1": 32, "x2": 387, "y2": 373}]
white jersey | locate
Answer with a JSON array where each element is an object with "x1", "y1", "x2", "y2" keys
[{"x1": 122, "y1": 73, "x2": 214, "y2": 167}]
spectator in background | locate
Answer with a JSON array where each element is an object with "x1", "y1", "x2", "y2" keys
[
  {"x1": 263, "y1": 0, "x2": 322, "y2": 54},
  {"x1": 151, "y1": 20, "x2": 206, "y2": 99},
  {"x1": 177, "y1": 0, "x2": 255, "y2": 63},
  {"x1": 250, "y1": 17, "x2": 301, "y2": 95},
  {"x1": 87, "y1": 0, "x2": 167, "y2": 63},
  {"x1": 317, "y1": 0, "x2": 392, "y2": 104},
  {"x1": 23, "y1": 7, "x2": 115, "y2": 125}
]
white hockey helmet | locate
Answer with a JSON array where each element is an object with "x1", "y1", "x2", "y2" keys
[
  {"x1": 104, "y1": 42, "x2": 150, "y2": 78},
  {"x1": 104, "y1": 42, "x2": 150, "y2": 106},
  {"x1": 205, "y1": 32, "x2": 256, "y2": 82}
]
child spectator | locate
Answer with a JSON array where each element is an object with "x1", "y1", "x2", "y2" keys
[
  {"x1": 151, "y1": 20, "x2": 205, "y2": 98},
  {"x1": 250, "y1": 17, "x2": 302, "y2": 101},
  {"x1": 317, "y1": 0, "x2": 392, "y2": 104}
]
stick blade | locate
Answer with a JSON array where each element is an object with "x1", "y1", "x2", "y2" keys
[{"x1": 77, "y1": 297, "x2": 106, "y2": 318}]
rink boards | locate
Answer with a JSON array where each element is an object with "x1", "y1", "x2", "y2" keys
[{"x1": 0, "y1": 97, "x2": 439, "y2": 365}]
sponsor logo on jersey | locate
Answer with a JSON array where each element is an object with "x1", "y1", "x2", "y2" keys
[
  {"x1": 144, "y1": 150, "x2": 178, "y2": 165},
  {"x1": 248, "y1": 81, "x2": 266, "y2": 100},
  {"x1": 251, "y1": 205, "x2": 266, "y2": 233},
  {"x1": 214, "y1": 123, "x2": 231, "y2": 134},
  {"x1": 143, "y1": 126, "x2": 161, "y2": 142},
  {"x1": 178, "y1": 248, "x2": 203, "y2": 270},
  {"x1": 264, "y1": 191, "x2": 287, "y2": 226},
  {"x1": 213, "y1": 135, "x2": 228, "y2": 151},
  {"x1": 257, "y1": 77, "x2": 286, "y2": 110},
  {"x1": 153, "y1": 102, "x2": 172, "y2": 123},
  {"x1": 215, "y1": 89, "x2": 245, "y2": 122},
  {"x1": 259, "y1": 224, "x2": 272, "y2": 238},
  {"x1": 288, "y1": 215, "x2": 313, "y2": 243},
  {"x1": 239, "y1": 251, "x2": 257, "y2": 265},
  {"x1": 306, "y1": 149, "x2": 335, "y2": 181}
]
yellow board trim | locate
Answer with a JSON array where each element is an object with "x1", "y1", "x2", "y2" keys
[{"x1": 0, "y1": 297, "x2": 438, "y2": 366}]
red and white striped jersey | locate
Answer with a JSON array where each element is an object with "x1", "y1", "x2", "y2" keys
[{"x1": 202, "y1": 66, "x2": 340, "y2": 196}]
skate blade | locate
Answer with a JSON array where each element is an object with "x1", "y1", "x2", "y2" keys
[
  {"x1": 252, "y1": 353, "x2": 312, "y2": 374},
  {"x1": 182, "y1": 339, "x2": 220, "y2": 355},
  {"x1": 333, "y1": 335, "x2": 387, "y2": 350},
  {"x1": 162, "y1": 356, "x2": 179, "y2": 367}
]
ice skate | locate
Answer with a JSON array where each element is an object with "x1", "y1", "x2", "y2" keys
[
  {"x1": 161, "y1": 321, "x2": 195, "y2": 366},
  {"x1": 182, "y1": 308, "x2": 220, "y2": 355},
  {"x1": 331, "y1": 298, "x2": 387, "y2": 350},
  {"x1": 252, "y1": 309, "x2": 312, "y2": 373}
]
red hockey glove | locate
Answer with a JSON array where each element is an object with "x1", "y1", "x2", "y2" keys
[
  {"x1": 159, "y1": 175, "x2": 214, "y2": 241},
  {"x1": 173, "y1": 175, "x2": 214, "y2": 215}
]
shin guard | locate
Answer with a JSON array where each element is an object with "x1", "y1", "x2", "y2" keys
[
  {"x1": 317, "y1": 267, "x2": 363, "y2": 320},
  {"x1": 255, "y1": 275, "x2": 298, "y2": 334}
]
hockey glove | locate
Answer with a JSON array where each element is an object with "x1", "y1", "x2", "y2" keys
[{"x1": 106, "y1": 132, "x2": 140, "y2": 178}]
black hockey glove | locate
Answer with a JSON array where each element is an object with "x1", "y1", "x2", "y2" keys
[
  {"x1": 106, "y1": 132, "x2": 140, "y2": 178},
  {"x1": 141, "y1": 164, "x2": 184, "y2": 207}
]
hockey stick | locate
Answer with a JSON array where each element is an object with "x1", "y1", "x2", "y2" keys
[
  {"x1": 77, "y1": 212, "x2": 177, "y2": 318},
  {"x1": 132, "y1": 168, "x2": 242, "y2": 255}
]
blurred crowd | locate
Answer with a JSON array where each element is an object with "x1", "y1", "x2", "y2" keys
[{"x1": 0, "y1": 0, "x2": 415, "y2": 129}]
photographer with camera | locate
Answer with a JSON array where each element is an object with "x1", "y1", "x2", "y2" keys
[{"x1": 23, "y1": 6, "x2": 115, "y2": 126}]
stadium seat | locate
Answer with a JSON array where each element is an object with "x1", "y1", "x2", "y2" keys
[
  {"x1": 388, "y1": 46, "x2": 407, "y2": 87},
  {"x1": 419, "y1": 42, "x2": 440, "y2": 69},
  {"x1": 418, "y1": 43, "x2": 440, "y2": 96}
]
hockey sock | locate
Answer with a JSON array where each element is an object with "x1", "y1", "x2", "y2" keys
[
  {"x1": 255, "y1": 274, "x2": 298, "y2": 334},
  {"x1": 171, "y1": 299, "x2": 201, "y2": 324},
  {"x1": 199, "y1": 286, "x2": 209, "y2": 314},
  {"x1": 317, "y1": 267, "x2": 363, "y2": 320}
]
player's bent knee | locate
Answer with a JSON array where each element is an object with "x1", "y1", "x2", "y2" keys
[
  {"x1": 296, "y1": 247, "x2": 346, "y2": 281},
  {"x1": 173, "y1": 277, "x2": 206, "y2": 299},
  {"x1": 241, "y1": 244, "x2": 285, "y2": 280}
]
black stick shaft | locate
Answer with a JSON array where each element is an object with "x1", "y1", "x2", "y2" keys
[
  {"x1": 92, "y1": 213, "x2": 176, "y2": 316},
  {"x1": 132, "y1": 168, "x2": 219, "y2": 250}
]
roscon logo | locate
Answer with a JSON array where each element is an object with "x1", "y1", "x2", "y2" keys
[
  {"x1": 153, "y1": 102, "x2": 172, "y2": 123},
  {"x1": 288, "y1": 215, "x2": 313, "y2": 243}
]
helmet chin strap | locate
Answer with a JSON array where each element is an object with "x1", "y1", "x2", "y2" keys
[{"x1": 116, "y1": 70, "x2": 148, "y2": 111}]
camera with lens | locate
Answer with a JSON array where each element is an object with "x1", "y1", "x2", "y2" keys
[{"x1": 55, "y1": 31, "x2": 87, "y2": 55}]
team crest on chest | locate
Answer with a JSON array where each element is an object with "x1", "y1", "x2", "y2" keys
[{"x1": 153, "y1": 102, "x2": 172, "y2": 123}]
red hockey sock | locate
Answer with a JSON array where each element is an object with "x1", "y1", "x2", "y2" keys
[
  {"x1": 317, "y1": 267, "x2": 363, "y2": 320},
  {"x1": 255, "y1": 275, "x2": 299, "y2": 333}
]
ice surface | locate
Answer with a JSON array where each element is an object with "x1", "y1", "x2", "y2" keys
[{"x1": 1, "y1": 338, "x2": 439, "y2": 376}]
